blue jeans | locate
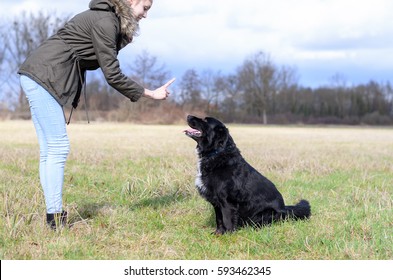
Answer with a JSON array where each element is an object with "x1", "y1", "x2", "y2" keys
[{"x1": 20, "y1": 75, "x2": 70, "y2": 214}]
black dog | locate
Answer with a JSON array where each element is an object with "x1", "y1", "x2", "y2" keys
[{"x1": 184, "y1": 115, "x2": 311, "y2": 234}]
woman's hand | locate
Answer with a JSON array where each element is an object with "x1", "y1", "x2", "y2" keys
[{"x1": 143, "y1": 78, "x2": 176, "y2": 100}]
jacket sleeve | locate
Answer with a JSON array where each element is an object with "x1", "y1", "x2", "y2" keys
[{"x1": 91, "y1": 17, "x2": 144, "y2": 102}]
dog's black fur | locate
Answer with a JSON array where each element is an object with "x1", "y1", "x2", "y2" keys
[{"x1": 185, "y1": 115, "x2": 311, "y2": 234}]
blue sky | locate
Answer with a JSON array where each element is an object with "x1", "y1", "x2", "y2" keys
[{"x1": 2, "y1": 0, "x2": 393, "y2": 87}]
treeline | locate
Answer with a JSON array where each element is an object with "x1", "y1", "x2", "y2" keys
[{"x1": 1, "y1": 12, "x2": 392, "y2": 125}]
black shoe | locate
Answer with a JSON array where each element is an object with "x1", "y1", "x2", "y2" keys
[{"x1": 46, "y1": 211, "x2": 67, "y2": 230}]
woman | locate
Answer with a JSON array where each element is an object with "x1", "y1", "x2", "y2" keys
[{"x1": 18, "y1": 0, "x2": 174, "y2": 230}]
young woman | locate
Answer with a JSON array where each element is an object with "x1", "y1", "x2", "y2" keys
[{"x1": 18, "y1": 0, "x2": 174, "y2": 230}]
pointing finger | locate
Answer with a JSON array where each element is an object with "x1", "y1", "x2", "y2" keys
[{"x1": 164, "y1": 78, "x2": 176, "y2": 88}]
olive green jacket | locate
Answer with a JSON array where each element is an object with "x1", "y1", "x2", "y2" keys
[{"x1": 18, "y1": 0, "x2": 144, "y2": 108}]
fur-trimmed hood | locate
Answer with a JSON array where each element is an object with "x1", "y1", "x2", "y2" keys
[{"x1": 89, "y1": 0, "x2": 139, "y2": 39}]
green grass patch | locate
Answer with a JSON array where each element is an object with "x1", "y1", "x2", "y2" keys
[{"x1": 0, "y1": 121, "x2": 392, "y2": 259}]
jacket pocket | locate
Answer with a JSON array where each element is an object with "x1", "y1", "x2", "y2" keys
[{"x1": 48, "y1": 58, "x2": 80, "y2": 100}]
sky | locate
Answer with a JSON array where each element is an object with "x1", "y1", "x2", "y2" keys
[{"x1": 2, "y1": 0, "x2": 393, "y2": 88}]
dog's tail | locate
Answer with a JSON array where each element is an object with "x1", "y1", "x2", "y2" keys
[{"x1": 283, "y1": 199, "x2": 311, "y2": 220}]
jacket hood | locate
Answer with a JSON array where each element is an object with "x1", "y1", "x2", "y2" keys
[{"x1": 89, "y1": 0, "x2": 139, "y2": 39}]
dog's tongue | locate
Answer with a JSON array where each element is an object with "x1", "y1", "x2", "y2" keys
[
  {"x1": 183, "y1": 128, "x2": 199, "y2": 134},
  {"x1": 183, "y1": 128, "x2": 202, "y2": 137}
]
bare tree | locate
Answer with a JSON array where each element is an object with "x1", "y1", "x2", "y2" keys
[
  {"x1": 199, "y1": 69, "x2": 223, "y2": 115},
  {"x1": 237, "y1": 51, "x2": 278, "y2": 124},
  {"x1": 217, "y1": 74, "x2": 242, "y2": 122},
  {"x1": 275, "y1": 65, "x2": 299, "y2": 116},
  {"x1": 0, "y1": 25, "x2": 5, "y2": 72},
  {"x1": 179, "y1": 69, "x2": 202, "y2": 111},
  {"x1": 0, "y1": 23, "x2": 10, "y2": 107},
  {"x1": 2, "y1": 11, "x2": 68, "y2": 115},
  {"x1": 128, "y1": 50, "x2": 171, "y2": 88},
  {"x1": 126, "y1": 50, "x2": 171, "y2": 115}
]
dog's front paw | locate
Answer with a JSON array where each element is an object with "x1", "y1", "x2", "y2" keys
[{"x1": 213, "y1": 228, "x2": 225, "y2": 235}]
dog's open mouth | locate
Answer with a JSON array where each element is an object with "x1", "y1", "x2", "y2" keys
[{"x1": 184, "y1": 128, "x2": 202, "y2": 138}]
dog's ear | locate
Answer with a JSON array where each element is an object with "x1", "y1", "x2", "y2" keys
[{"x1": 215, "y1": 126, "x2": 229, "y2": 149}]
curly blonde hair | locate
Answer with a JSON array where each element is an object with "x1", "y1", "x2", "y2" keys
[{"x1": 111, "y1": 0, "x2": 140, "y2": 39}]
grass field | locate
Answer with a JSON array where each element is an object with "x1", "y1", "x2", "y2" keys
[{"x1": 0, "y1": 121, "x2": 392, "y2": 260}]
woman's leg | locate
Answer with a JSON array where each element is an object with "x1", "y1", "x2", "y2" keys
[{"x1": 20, "y1": 75, "x2": 70, "y2": 216}]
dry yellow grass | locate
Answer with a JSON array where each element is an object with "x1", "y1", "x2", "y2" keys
[{"x1": 0, "y1": 121, "x2": 392, "y2": 259}]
